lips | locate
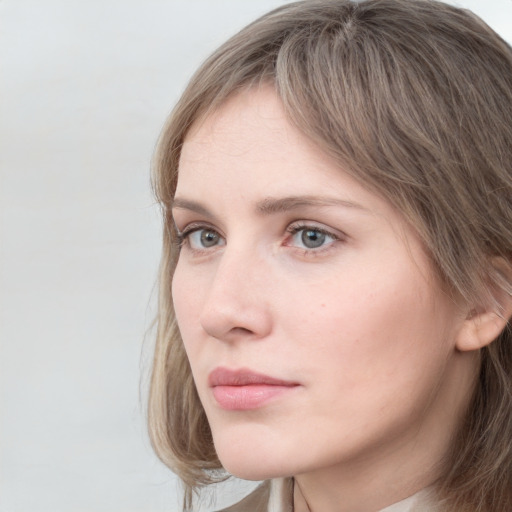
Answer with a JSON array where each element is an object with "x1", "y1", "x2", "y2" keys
[{"x1": 208, "y1": 367, "x2": 299, "y2": 410}]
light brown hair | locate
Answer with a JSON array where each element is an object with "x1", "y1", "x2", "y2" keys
[{"x1": 148, "y1": 1, "x2": 512, "y2": 510}]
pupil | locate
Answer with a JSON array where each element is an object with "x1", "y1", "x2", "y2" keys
[
  {"x1": 302, "y1": 229, "x2": 325, "y2": 248},
  {"x1": 201, "y1": 230, "x2": 218, "y2": 247}
]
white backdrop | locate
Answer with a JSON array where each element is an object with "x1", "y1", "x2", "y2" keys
[{"x1": 1, "y1": 1, "x2": 511, "y2": 511}]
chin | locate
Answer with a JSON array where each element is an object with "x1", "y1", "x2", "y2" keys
[
  {"x1": 219, "y1": 456, "x2": 291, "y2": 481},
  {"x1": 212, "y1": 425, "x2": 294, "y2": 481}
]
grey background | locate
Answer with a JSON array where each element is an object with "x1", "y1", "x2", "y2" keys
[{"x1": 1, "y1": 1, "x2": 511, "y2": 511}]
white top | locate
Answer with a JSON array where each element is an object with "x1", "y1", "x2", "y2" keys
[{"x1": 219, "y1": 478, "x2": 438, "y2": 512}]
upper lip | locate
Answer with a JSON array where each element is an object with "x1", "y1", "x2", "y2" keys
[{"x1": 208, "y1": 367, "x2": 298, "y2": 387}]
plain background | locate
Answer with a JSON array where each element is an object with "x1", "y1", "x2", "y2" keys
[{"x1": 1, "y1": 1, "x2": 511, "y2": 511}]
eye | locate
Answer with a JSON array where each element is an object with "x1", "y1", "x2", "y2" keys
[
  {"x1": 180, "y1": 227, "x2": 225, "y2": 250},
  {"x1": 287, "y1": 225, "x2": 338, "y2": 250}
]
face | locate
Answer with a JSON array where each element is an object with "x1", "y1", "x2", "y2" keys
[{"x1": 171, "y1": 87, "x2": 474, "y2": 484}]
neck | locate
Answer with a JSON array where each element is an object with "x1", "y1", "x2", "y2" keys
[{"x1": 293, "y1": 449, "x2": 437, "y2": 512}]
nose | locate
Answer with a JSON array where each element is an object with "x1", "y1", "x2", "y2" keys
[{"x1": 199, "y1": 247, "x2": 273, "y2": 343}]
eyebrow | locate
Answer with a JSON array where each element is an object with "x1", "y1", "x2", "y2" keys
[
  {"x1": 171, "y1": 198, "x2": 213, "y2": 217},
  {"x1": 255, "y1": 195, "x2": 368, "y2": 214},
  {"x1": 171, "y1": 195, "x2": 368, "y2": 218}
]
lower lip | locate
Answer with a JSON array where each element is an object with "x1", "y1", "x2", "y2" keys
[{"x1": 212, "y1": 384, "x2": 297, "y2": 410}]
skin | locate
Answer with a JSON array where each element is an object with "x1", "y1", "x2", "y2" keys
[{"x1": 171, "y1": 86, "x2": 481, "y2": 512}]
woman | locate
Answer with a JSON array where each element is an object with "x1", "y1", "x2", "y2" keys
[{"x1": 148, "y1": 1, "x2": 512, "y2": 510}]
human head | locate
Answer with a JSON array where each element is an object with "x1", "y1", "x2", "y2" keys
[{"x1": 149, "y1": 0, "x2": 512, "y2": 510}]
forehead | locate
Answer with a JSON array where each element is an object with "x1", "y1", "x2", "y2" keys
[
  {"x1": 179, "y1": 86, "x2": 382, "y2": 209},
  {"x1": 179, "y1": 92, "x2": 340, "y2": 217},
  {"x1": 180, "y1": 86, "x2": 302, "y2": 170},
  {"x1": 178, "y1": 86, "x2": 362, "y2": 200}
]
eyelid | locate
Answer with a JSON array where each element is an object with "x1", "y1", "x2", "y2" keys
[
  {"x1": 286, "y1": 221, "x2": 346, "y2": 241},
  {"x1": 175, "y1": 221, "x2": 221, "y2": 238}
]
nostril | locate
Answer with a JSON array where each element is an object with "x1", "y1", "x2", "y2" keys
[{"x1": 231, "y1": 327, "x2": 255, "y2": 336}]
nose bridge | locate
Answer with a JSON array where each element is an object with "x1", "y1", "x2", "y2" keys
[{"x1": 200, "y1": 241, "x2": 271, "y2": 341}]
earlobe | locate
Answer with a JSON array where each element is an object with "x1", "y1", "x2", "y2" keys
[{"x1": 456, "y1": 259, "x2": 512, "y2": 352}]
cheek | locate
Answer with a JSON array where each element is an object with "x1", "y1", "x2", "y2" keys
[
  {"x1": 171, "y1": 262, "x2": 201, "y2": 348},
  {"x1": 171, "y1": 264, "x2": 187, "y2": 323},
  {"x1": 288, "y1": 264, "x2": 452, "y2": 391}
]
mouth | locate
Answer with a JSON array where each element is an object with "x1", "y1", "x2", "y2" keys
[{"x1": 208, "y1": 367, "x2": 300, "y2": 411}]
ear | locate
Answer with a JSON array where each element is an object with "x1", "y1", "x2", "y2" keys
[{"x1": 456, "y1": 258, "x2": 512, "y2": 352}]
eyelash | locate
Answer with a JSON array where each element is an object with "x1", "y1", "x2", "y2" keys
[{"x1": 175, "y1": 222, "x2": 343, "y2": 255}]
